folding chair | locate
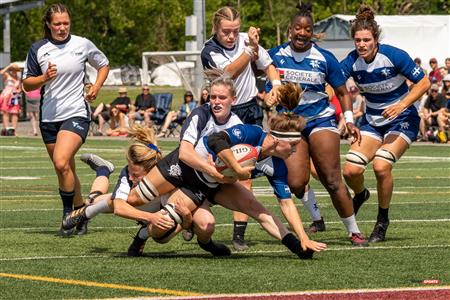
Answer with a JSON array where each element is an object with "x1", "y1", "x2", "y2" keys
[{"x1": 151, "y1": 93, "x2": 173, "y2": 133}]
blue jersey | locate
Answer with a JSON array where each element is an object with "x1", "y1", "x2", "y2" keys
[
  {"x1": 203, "y1": 124, "x2": 292, "y2": 199},
  {"x1": 340, "y1": 44, "x2": 425, "y2": 127},
  {"x1": 268, "y1": 42, "x2": 346, "y2": 122}
]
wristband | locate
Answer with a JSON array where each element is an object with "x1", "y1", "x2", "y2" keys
[
  {"x1": 271, "y1": 80, "x2": 281, "y2": 86},
  {"x1": 344, "y1": 111, "x2": 354, "y2": 123},
  {"x1": 243, "y1": 46, "x2": 254, "y2": 59}
]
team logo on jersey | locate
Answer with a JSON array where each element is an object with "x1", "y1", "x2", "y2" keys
[
  {"x1": 381, "y1": 68, "x2": 391, "y2": 78},
  {"x1": 232, "y1": 128, "x2": 242, "y2": 139},
  {"x1": 72, "y1": 121, "x2": 84, "y2": 131},
  {"x1": 284, "y1": 185, "x2": 290, "y2": 194},
  {"x1": 309, "y1": 59, "x2": 320, "y2": 69},
  {"x1": 278, "y1": 69, "x2": 285, "y2": 80},
  {"x1": 400, "y1": 121, "x2": 409, "y2": 130},
  {"x1": 194, "y1": 191, "x2": 205, "y2": 201},
  {"x1": 411, "y1": 66, "x2": 421, "y2": 78},
  {"x1": 280, "y1": 59, "x2": 285, "y2": 65},
  {"x1": 168, "y1": 163, "x2": 182, "y2": 178},
  {"x1": 43, "y1": 52, "x2": 50, "y2": 58}
]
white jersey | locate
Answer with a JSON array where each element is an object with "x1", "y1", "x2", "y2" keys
[
  {"x1": 179, "y1": 104, "x2": 242, "y2": 186},
  {"x1": 201, "y1": 33, "x2": 272, "y2": 105},
  {"x1": 23, "y1": 34, "x2": 109, "y2": 122}
]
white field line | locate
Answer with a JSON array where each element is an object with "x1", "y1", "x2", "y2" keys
[
  {"x1": 1, "y1": 200, "x2": 450, "y2": 212},
  {"x1": 1, "y1": 218, "x2": 449, "y2": 231},
  {"x1": 1, "y1": 244, "x2": 449, "y2": 262},
  {"x1": 0, "y1": 176, "x2": 41, "y2": 180}
]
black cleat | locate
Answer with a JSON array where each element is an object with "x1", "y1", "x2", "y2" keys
[
  {"x1": 127, "y1": 225, "x2": 148, "y2": 257},
  {"x1": 182, "y1": 228, "x2": 194, "y2": 241},
  {"x1": 198, "y1": 239, "x2": 231, "y2": 256},
  {"x1": 368, "y1": 220, "x2": 390, "y2": 243},
  {"x1": 59, "y1": 213, "x2": 74, "y2": 237},
  {"x1": 231, "y1": 237, "x2": 249, "y2": 251},
  {"x1": 353, "y1": 188, "x2": 370, "y2": 215},
  {"x1": 306, "y1": 217, "x2": 326, "y2": 233},
  {"x1": 75, "y1": 218, "x2": 89, "y2": 235},
  {"x1": 62, "y1": 206, "x2": 88, "y2": 230},
  {"x1": 80, "y1": 153, "x2": 115, "y2": 173}
]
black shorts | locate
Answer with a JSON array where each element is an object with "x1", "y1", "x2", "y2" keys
[
  {"x1": 231, "y1": 97, "x2": 263, "y2": 126},
  {"x1": 156, "y1": 148, "x2": 220, "y2": 206},
  {"x1": 40, "y1": 117, "x2": 90, "y2": 144}
]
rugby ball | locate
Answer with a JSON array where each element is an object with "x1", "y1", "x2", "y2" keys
[{"x1": 215, "y1": 144, "x2": 258, "y2": 177}]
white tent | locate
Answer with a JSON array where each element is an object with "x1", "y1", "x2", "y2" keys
[{"x1": 314, "y1": 15, "x2": 450, "y2": 70}]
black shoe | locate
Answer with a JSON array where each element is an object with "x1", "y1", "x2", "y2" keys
[
  {"x1": 231, "y1": 237, "x2": 249, "y2": 251},
  {"x1": 0, "y1": 128, "x2": 6, "y2": 136},
  {"x1": 75, "y1": 218, "x2": 89, "y2": 235},
  {"x1": 62, "y1": 206, "x2": 88, "y2": 230},
  {"x1": 352, "y1": 188, "x2": 370, "y2": 215},
  {"x1": 198, "y1": 239, "x2": 231, "y2": 256},
  {"x1": 368, "y1": 220, "x2": 390, "y2": 243},
  {"x1": 182, "y1": 228, "x2": 194, "y2": 241},
  {"x1": 80, "y1": 153, "x2": 115, "y2": 173},
  {"x1": 127, "y1": 225, "x2": 148, "y2": 257},
  {"x1": 306, "y1": 217, "x2": 326, "y2": 233}
]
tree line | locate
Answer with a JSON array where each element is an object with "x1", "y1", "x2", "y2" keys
[{"x1": 3, "y1": 0, "x2": 448, "y2": 67}]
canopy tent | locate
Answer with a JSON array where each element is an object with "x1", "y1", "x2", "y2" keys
[{"x1": 314, "y1": 15, "x2": 450, "y2": 70}]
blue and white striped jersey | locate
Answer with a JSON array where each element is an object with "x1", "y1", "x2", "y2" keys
[
  {"x1": 268, "y1": 42, "x2": 346, "y2": 122},
  {"x1": 23, "y1": 35, "x2": 109, "y2": 122},
  {"x1": 203, "y1": 124, "x2": 292, "y2": 199},
  {"x1": 201, "y1": 33, "x2": 272, "y2": 105},
  {"x1": 340, "y1": 44, "x2": 425, "y2": 126}
]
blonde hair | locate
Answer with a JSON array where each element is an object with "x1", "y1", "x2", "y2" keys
[
  {"x1": 212, "y1": 6, "x2": 240, "y2": 34},
  {"x1": 204, "y1": 68, "x2": 236, "y2": 98},
  {"x1": 127, "y1": 125, "x2": 162, "y2": 172}
]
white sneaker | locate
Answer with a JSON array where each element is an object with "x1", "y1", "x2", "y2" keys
[{"x1": 80, "y1": 153, "x2": 115, "y2": 173}]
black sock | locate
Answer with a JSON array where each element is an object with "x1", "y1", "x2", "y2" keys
[
  {"x1": 197, "y1": 239, "x2": 230, "y2": 256},
  {"x1": 232, "y1": 221, "x2": 247, "y2": 241},
  {"x1": 377, "y1": 207, "x2": 389, "y2": 222},
  {"x1": 59, "y1": 189, "x2": 74, "y2": 216},
  {"x1": 96, "y1": 166, "x2": 111, "y2": 178},
  {"x1": 281, "y1": 233, "x2": 313, "y2": 259}
]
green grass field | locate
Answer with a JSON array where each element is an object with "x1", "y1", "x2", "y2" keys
[{"x1": 0, "y1": 137, "x2": 449, "y2": 299}]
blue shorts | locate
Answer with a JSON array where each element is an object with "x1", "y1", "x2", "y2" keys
[
  {"x1": 231, "y1": 98, "x2": 263, "y2": 126},
  {"x1": 359, "y1": 113, "x2": 420, "y2": 144},
  {"x1": 40, "y1": 117, "x2": 90, "y2": 144},
  {"x1": 302, "y1": 115, "x2": 339, "y2": 138}
]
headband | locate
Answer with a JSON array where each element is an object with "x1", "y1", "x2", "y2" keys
[
  {"x1": 147, "y1": 143, "x2": 161, "y2": 154},
  {"x1": 270, "y1": 130, "x2": 302, "y2": 142}
]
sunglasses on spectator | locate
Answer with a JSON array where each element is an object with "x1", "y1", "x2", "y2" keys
[
  {"x1": 430, "y1": 89, "x2": 439, "y2": 92},
  {"x1": 143, "y1": 88, "x2": 149, "y2": 90}
]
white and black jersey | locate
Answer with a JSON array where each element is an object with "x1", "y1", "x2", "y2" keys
[
  {"x1": 111, "y1": 165, "x2": 168, "y2": 212},
  {"x1": 23, "y1": 34, "x2": 109, "y2": 122},
  {"x1": 201, "y1": 33, "x2": 272, "y2": 105}
]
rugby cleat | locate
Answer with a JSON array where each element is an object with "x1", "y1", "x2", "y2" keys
[
  {"x1": 80, "y1": 153, "x2": 115, "y2": 173},
  {"x1": 62, "y1": 206, "x2": 88, "y2": 230},
  {"x1": 198, "y1": 239, "x2": 231, "y2": 256},
  {"x1": 182, "y1": 228, "x2": 194, "y2": 241},
  {"x1": 352, "y1": 188, "x2": 370, "y2": 215},
  {"x1": 75, "y1": 218, "x2": 89, "y2": 235},
  {"x1": 349, "y1": 232, "x2": 369, "y2": 247},
  {"x1": 306, "y1": 217, "x2": 326, "y2": 233},
  {"x1": 231, "y1": 236, "x2": 249, "y2": 251},
  {"x1": 368, "y1": 220, "x2": 390, "y2": 243},
  {"x1": 127, "y1": 225, "x2": 148, "y2": 257}
]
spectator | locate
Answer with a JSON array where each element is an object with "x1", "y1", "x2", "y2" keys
[
  {"x1": 428, "y1": 58, "x2": 442, "y2": 84},
  {"x1": 199, "y1": 88, "x2": 209, "y2": 105},
  {"x1": 106, "y1": 105, "x2": 128, "y2": 136},
  {"x1": 0, "y1": 63, "x2": 22, "y2": 136},
  {"x1": 419, "y1": 84, "x2": 447, "y2": 141},
  {"x1": 349, "y1": 86, "x2": 365, "y2": 127},
  {"x1": 129, "y1": 85, "x2": 156, "y2": 127},
  {"x1": 445, "y1": 57, "x2": 450, "y2": 73},
  {"x1": 92, "y1": 86, "x2": 131, "y2": 134},
  {"x1": 439, "y1": 66, "x2": 448, "y2": 84},
  {"x1": 157, "y1": 91, "x2": 198, "y2": 138},
  {"x1": 25, "y1": 88, "x2": 41, "y2": 136}
]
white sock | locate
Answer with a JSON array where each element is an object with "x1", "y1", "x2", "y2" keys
[
  {"x1": 301, "y1": 188, "x2": 322, "y2": 221},
  {"x1": 85, "y1": 199, "x2": 112, "y2": 219},
  {"x1": 138, "y1": 225, "x2": 149, "y2": 240},
  {"x1": 341, "y1": 214, "x2": 360, "y2": 236}
]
